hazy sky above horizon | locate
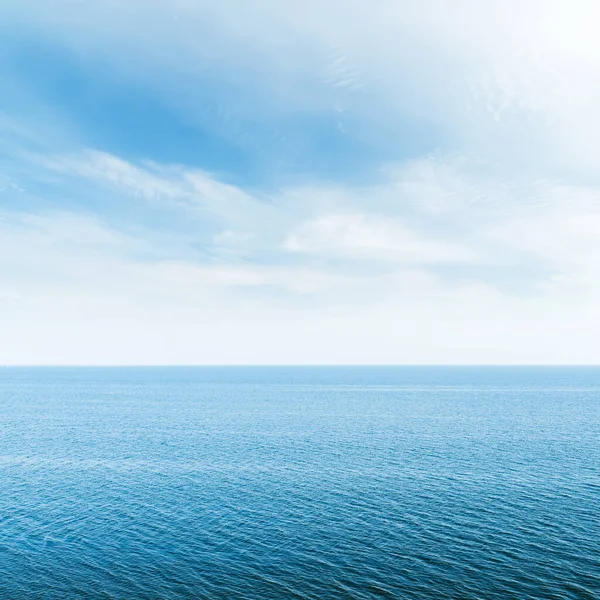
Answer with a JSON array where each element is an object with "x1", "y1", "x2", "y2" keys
[{"x1": 2, "y1": 0, "x2": 600, "y2": 364}]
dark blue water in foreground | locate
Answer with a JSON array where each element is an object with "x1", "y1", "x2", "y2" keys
[{"x1": 0, "y1": 367, "x2": 598, "y2": 599}]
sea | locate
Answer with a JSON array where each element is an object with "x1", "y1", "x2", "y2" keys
[{"x1": 0, "y1": 366, "x2": 598, "y2": 599}]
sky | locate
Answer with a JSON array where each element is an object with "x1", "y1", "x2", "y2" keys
[{"x1": 2, "y1": 0, "x2": 600, "y2": 365}]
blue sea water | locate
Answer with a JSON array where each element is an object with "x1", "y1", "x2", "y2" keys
[{"x1": 0, "y1": 366, "x2": 598, "y2": 599}]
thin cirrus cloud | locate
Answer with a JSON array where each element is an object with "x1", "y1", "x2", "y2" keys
[{"x1": 1, "y1": 0, "x2": 600, "y2": 364}]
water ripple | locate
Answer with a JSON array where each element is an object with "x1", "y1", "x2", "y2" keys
[{"x1": 0, "y1": 366, "x2": 598, "y2": 599}]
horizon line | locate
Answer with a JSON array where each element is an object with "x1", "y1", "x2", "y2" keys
[{"x1": 2, "y1": 364, "x2": 600, "y2": 368}]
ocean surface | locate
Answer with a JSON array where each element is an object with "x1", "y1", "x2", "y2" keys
[{"x1": 0, "y1": 366, "x2": 598, "y2": 599}]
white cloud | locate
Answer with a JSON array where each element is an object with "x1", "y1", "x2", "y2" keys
[
  {"x1": 37, "y1": 149, "x2": 275, "y2": 229},
  {"x1": 4, "y1": 148, "x2": 600, "y2": 364},
  {"x1": 36, "y1": 151, "x2": 184, "y2": 202},
  {"x1": 285, "y1": 213, "x2": 476, "y2": 264},
  {"x1": 19, "y1": 147, "x2": 600, "y2": 289}
]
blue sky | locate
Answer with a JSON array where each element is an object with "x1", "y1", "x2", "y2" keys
[{"x1": 2, "y1": 0, "x2": 600, "y2": 364}]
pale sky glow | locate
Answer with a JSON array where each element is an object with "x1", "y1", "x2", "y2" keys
[{"x1": 2, "y1": 0, "x2": 600, "y2": 364}]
